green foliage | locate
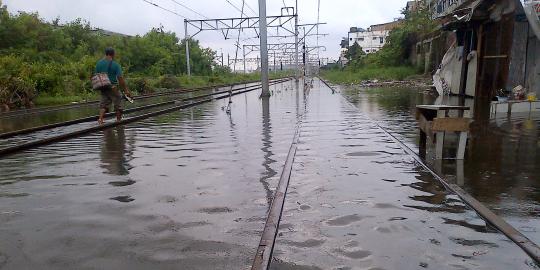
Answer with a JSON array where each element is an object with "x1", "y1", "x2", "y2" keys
[
  {"x1": 345, "y1": 42, "x2": 366, "y2": 68},
  {"x1": 158, "y1": 74, "x2": 181, "y2": 89},
  {"x1": 342, "y1": 2, "x2": 436, "y2": 69},
  {"x1": 127, "y1": 78, "x2": 155, "y2": 94},
  {"x1": 0, "y1": 76, "x2": 36, "y2": 109},
  {"x1": 364, "y1": 3, "x2": 436, "y2": 67},
  {"x1": 0, "y1": 4, "x2": 229, "y2": 108},
  {"x1": 333, "y1": 2, "x2": 435, "y2": 82}
]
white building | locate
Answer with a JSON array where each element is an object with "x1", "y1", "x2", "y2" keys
[{"x1": 347, "y1": 21, "x2": 401, "y2": 54}]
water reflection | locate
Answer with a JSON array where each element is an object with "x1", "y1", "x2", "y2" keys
[
  {"x1": 100, "y1": 127, "x2": 133, "y2": 176},
  {"x1": 260, "y1": 96, "x2": 276, "y2": 207},
  {"x1": 339, "y1": 85, "x2": 540, "y2": 244}
]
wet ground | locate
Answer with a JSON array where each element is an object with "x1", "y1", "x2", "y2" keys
[
  {"x1": 0, "y1": 79, "x2": 538, "y2": 269},
  {"x1": 337, "y1": 85, "x2": 540, "y2": 245}
]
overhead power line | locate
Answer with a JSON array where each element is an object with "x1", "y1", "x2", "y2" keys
[
  {"x1": 142, "y1": 0, "x2": 189, "y2": 19},
  {"x1": 236, "y1": 0, "x2": 258, "y2": 15},
  {"x1": 224, "y1": 0, "x2": 251, "y2": 18},
  {"x1": 168, "y1": 0, "x2": 210, "y2": 19}
]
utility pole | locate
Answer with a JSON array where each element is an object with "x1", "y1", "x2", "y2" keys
[
  {"x1": 259, "y1": 0, "x2": 270, "y2": 97},
  {"x1": 273, "y1": 51, "x2": 276, "y2": 74},
  {"x1": 303, "y1": 27, "x2": 306, "y2": 77},
  {"x1": 294, "y1": 0, "x2": 299, "y2": 82},
  {"x1": 184, "y1": 19, "x2": 191, "y2": 76},
  {"x1": 243, "y1": 46, "x2": 247, "y2": 73}
]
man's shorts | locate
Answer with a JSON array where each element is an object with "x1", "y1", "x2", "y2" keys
[{"x1": 99, "y1": 86, "x2": 123, "y2": 111}]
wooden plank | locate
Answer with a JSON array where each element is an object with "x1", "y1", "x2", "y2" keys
[
  {"x1": 432, "y1": 117, "x2": 472, "y2": 132},
  {"x1": 416, "y1": 105, "x2": 470, "y2": 111},
  {"x1": 483, "y1": 55, "x2": 508, "y2": 59}
]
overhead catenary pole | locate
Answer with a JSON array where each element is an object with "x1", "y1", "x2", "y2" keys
[
  {"x1": 184, "y1": 19, "x2": 191, "y2": 76},
  {"x1": 258, "y1": 0, "x2": 270, "y2": 97},
  {"x1": 243, "y1": 46, "x2": 247, "y2": 73},
  {"x1": 294, "y1": 0, "x2": 299, "y2": 81},
  {"x1": 273, "y1": 51, "x2": 276, "y2": 73}
]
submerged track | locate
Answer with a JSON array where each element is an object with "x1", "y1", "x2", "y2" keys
[
  {"x1": 317, "y1": 77, "x2": 540, "y2": 265},
  {"x1": 0, "y1": 78, "x2": 292, "y2": 158},
  {"x1": 0, "y1": 79, "x2": 271, "y2": 119},
  {"x1": 0, "y1": 78, "x2": 290, "y2": 139}
]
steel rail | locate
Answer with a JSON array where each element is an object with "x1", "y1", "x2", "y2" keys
[
  {"x1": 0, "y1": 78, "x2": 293, "y2": 158},
  {"x1": 0, "y1": 78, "x2": 290, "y2": 139},
  {"x1": 318, "y1": 77, "x2": 540, "y2": 265},
  {"x1": 251, "y1": 81, "x2": 309, "y2": 270},
  {"x1": 251, "y1": 122, "x2": 301, "y2": 270},
  {"x1": 0, "y1": 79, "x2": 272, "y2": 119}
]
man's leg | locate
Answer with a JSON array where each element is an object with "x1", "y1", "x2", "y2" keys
[
  {"x1": 98, "y1": 88, "x2": 112, "y2": 124},
  {"x1": 112, "y1": 86, "x2": 123, "y2": 122},
  {"x1": 98, "y1": 108, "x2": 107, "y2": 125}
]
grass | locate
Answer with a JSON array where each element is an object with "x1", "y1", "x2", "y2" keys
[
  {"x1": 34, "y1": 93, "x2": 98, "y2": 106},
  {"x1": 320, "y1": 66, "x2": 419, "y2": 84},
  {"x1": 32, "y1": 71, "x2": 293, "y2": 107}
]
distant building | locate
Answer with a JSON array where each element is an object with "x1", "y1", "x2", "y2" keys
[
  {"x1": 339, "y1": 38, "x2": 349, "y2": 66},
  {"x1": 347, "y1": 21, "x2": 401, "y2": 54},
  {"x1": 405, "y1": 0, "x2": 422, "y2": 14}
]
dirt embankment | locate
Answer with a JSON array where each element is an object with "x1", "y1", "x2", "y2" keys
[{"x1": 352, "y1": 75, "x2": 433, "y2": 90}]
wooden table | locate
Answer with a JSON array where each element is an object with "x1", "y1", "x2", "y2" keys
[
  {"x1": 416, "y1": 105, "x2": 471, "y2": 160},
  {"x1": 491, "y1": 100, "x2": 540, "y2": 116}
]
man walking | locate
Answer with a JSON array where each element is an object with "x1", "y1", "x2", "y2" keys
[{"x1": 95, "y1": 48, "x2": 132, "y2": 124}]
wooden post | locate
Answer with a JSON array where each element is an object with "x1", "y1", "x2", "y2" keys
[
  {"x1": 457, "y1": 131, "x2": 468, "y2": 160},
  {"x1": 419, "y1": 130, "x2": 427, "y2": 159},
  {"x1": 435, "y1": 110, "x2": 446, "y2": 159}
]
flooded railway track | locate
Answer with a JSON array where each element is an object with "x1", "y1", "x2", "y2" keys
[
  {"x1": 0, "y1": 78, "x2": 290, "y2": 140},
  {"x1": 0, "y1": 79, "x2": 273, "y2": 120},
  {"x1": 0, "y1": 78, "x2": 292, "y2": 158},
  {"x1": 315, "y1": 77, "x2": 540, "y2": 265},
  {"x1": 1, "y1": 77, "x2": 538, "y2": 269}
]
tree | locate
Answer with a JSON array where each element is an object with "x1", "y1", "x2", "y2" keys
[
  {"x1": 345, "y1": 42, "x2": 365, "y2": 62},
  {"x1": 365, "y1": 1, "x2": 436, "y2": 67}
]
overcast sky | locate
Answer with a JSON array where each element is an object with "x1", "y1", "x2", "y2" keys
[{"x1": 3, "y1": 0, "x2": 410, "y2": 66}]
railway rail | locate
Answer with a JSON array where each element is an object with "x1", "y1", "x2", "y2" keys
[
  {"x1": 0, "y1": 78, "x2": 279, "y2": 119},
  {"x1": 0, "y1": 78, "x2": 292, "y2": 158},
  {"x1": 0, "y1": 78, "x2": 290, "y2": 140},
  {"x1": 316, "y1": 77, "x2": 540, "y2": 265}
]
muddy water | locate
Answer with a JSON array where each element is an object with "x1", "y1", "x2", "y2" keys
[
  {"x1": 271, "y1": 80, "x2": 537, "y2": 269},
  {"x1": 0, "y1": 80, "x2": 303, "y2": 269},
  {"x1": 337, "y1": 85, "x2": 540, "y2": 245}
]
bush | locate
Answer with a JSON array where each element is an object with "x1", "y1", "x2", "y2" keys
[
  {"x1": 128, "y1": 77, "x2": 155, "y2": 94},
  {"x1": 157, "y1": 74, "x2": 181, "y2": 89},
  {"x1": 0, "y1": 76, "x2": 36, "y2": 110}
]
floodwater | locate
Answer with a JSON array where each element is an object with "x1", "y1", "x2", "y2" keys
[
  {"x1": 0, "y1": 79, "x2": 538, "y2": 269},
  {"x1": 271, "y1": 81, "x2": 537, "y2": 269},
  {"x1": 0, "y1": 80, "x2": 303, "y2": 269},
  {"x1": 337, "y1": 85, "x2": 540, "y2": 245},
  {"x1": 0, "y1": 81, "x2": 265, "y2": 134}
]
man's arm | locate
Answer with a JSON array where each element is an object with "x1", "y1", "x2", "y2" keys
[{"x1": 118, "y1": 76, "x2": 132, "y2": 97}]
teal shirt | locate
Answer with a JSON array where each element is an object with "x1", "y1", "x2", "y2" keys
[{"x1": 95, "y1": 59, "x2": 122, "y2": 85}]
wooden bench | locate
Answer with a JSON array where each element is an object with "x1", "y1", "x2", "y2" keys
[{"x1": 416, "y1": 105, "x2": 471, "y2": 160}]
